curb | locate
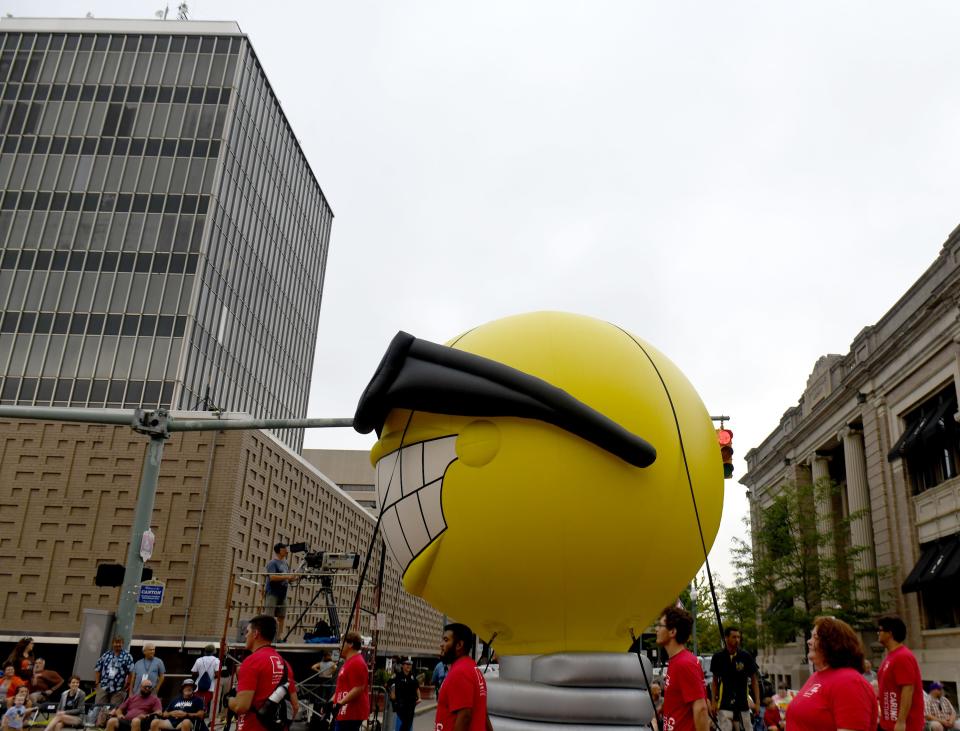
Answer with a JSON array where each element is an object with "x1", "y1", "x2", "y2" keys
[{"x1": 415, "y1": 702, "x2": 437, "y2": 716}]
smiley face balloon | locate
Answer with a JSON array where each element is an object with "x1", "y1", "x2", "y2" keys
[{"x1": 354, "y1": 312, "x2": 723, "y2": 655}]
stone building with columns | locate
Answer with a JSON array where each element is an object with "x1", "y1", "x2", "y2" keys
[{"x1": 741, "y1": 228, "x2": 960, "y2": 694}]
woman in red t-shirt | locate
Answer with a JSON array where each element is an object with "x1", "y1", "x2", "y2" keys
[{"x1": 786, "y1": 617, "x2": 878, "y2": 731}]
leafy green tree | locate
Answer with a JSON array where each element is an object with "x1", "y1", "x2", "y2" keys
[
  {"x1": 723, "y1": 579, "x2": 761, "y2": 654},
  {"x1": 732, "y1": 479, "x2": 890, "y2": 648},
  {"x1": 679, "y1": 572, "x2": 724, "y2": 656}
]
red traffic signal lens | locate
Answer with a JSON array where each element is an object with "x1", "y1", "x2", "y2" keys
[{"x1": 717, "y1": 429, "x2": 733, "y2": 446}]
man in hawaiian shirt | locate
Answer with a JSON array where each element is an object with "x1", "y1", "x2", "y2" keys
[{"x1": 95, "y1": 637, "x2": 136, "y2": 706}]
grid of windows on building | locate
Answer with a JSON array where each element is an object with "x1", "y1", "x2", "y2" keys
[{"x1": 0, "y1": 22, "x2": 333, "y2": 452}]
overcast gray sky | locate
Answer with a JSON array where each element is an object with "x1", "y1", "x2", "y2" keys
[{"x1": 13, "y1": 1, "x2": 960, "y2": 588}]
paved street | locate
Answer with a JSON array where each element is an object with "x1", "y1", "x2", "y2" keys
[{"x1": 413, "y1": 703, "x2": 437, "y2": 731}]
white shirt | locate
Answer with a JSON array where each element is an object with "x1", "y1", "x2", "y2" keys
[{"x1": 191, "y1": 656, "x2": 220, "y2": 684}]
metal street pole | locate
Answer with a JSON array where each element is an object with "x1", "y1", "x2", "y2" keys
[
  {"x1": 0, "y1": 405, "x2": 353, "y2": 650},
  {"x1": 690, "y1": 580, "x2": 698, "y2": 656},
  {"x1": 115, "y1": 419, "x2": 167, "y2": 646}
]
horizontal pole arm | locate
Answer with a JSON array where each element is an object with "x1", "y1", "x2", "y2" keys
[
  {"x1": 0, "y1": 406, "x2": 354, "y2": 433},
  {"x1": 0, "y1": 405, "x2": 136, "y2": 426},
  {"x1": 168, "y1": 416, "x2": 354, "y2": 432}
]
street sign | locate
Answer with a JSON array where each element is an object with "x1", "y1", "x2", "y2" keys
[{"x1": 137, "y1": 579, "x2": 165, "y2": 613}]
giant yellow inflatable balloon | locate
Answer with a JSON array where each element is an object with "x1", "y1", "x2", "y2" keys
[{"x1": 354, "y1": 312, "x2": 723, "y2": 655}]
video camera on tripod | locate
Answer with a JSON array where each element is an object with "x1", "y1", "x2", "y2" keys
[
  {"x1": 288, "y1": 543, "x2": 360, "y2": 574},
  {"x1": 284, "y1": 543, "x2": 357, "y2": 644}
]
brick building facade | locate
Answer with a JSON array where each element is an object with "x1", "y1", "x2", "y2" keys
[{"x1": 0, "y1": 414, "x2": 443, "y2": 657}]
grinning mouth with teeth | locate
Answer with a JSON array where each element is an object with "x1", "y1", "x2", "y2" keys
[{"x1": 375, "y1": 435, "x2": 458, "y2": 573}]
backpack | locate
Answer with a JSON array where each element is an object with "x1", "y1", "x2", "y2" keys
[
  {"x1": 197, "y1": 671, "x2": 212, "y2": 692},
  {"x1": 255, "y1": 661, "x2": 293, "y2": 731}
]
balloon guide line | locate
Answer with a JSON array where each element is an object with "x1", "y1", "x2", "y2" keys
[
  {"x1": 335, "y1": 410, "x2": 416, "y2": 660},
  {"x1": 612, "y1": 326, "x2": 726, "y2": 639}
]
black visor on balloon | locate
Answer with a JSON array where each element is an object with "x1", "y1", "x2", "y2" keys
[{"x1": 353, "y1": 331, "x2": 656, "y2": 468}]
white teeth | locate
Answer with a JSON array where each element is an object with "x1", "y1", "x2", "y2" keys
[
  {"x1": 418, "y1": 480, "x2": 445, "y2": 536},
  {"x1": 395, "y1": 495, "x2": 431, "y2": 555},
  {"x1": 400, "y1": 442, "x2": 424, "y2": 496},
  {"x1": 377, "y1": 450, "x2": 399, "y2": 493},
  {"x1": 375, "y1": 435, "x2": 457, "y2": 571},
  {"x1": 381, "y1": 509, "x2": 413, "y2": 569},
  {"x1": 424, "y1": 438, "x2": 457, "y2": 482}
]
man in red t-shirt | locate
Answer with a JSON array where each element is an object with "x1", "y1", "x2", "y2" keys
[
  {"x1": 229, "y1": 615, "x2": 299, "y2": 731},
  {"x1": 434, "y1": 623, "x2": 492, "y2": 731},
  {"x1": 656, "y1": 605, "x2": 709, "y2": 731},
  {"x1": 877, "y1": 616, "x2": 923, "y2": 731},
  {"x1": 331, "y1": 632, "x2": 370, "y2": 731}
]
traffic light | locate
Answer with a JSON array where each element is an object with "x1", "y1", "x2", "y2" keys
[
  {"x1": 95, "y1": 564, "x2": 153, "y2": 587},
  {"x1": 717, "y1": 428, "x2": 734, "y2": 479}
]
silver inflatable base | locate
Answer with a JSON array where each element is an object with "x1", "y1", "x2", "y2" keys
[{"x1": 489, "y1": 653, "x2": 654, "y2": 729}]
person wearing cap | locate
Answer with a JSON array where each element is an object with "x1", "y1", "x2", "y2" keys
[
  {"x1": 924, "y1": 682, "x2": 960, "y2": 731},
  {"x1": 264, "y1": 543, "x2": 299, "y2": 637},
  {"x1": 387, "y1": 658, "x2": 420, "y2": 731},
  {"x1": 150, "y1": 679, "x2": 205, "y2": 731},
  {"x1": 191, "y1": 645, "x2": 220, "y2": 712}
]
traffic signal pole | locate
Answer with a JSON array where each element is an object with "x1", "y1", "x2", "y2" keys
[
  {"x1": 0, "y1": 405, "x2": 353, "y2": 648},
  {"x1": 116, "y1": 415, "x2": 167, "y2": 646}
]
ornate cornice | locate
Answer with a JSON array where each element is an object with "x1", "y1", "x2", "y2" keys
[{"x1": 743, "y1": 240, "x2": 960, "y2": 484}]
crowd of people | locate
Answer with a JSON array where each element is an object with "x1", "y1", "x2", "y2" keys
[
  {"x1": 0, "y1": 612, "x2": 491, "y2": 731},
  {"x1": 2, "y1": 638, "x2": 78, "y2": 731},
  {"x1": 0, "y1": 637, "x2": 223, "y2": 731},
  {"x1": 5, "y1": 607, "x2": 958, "y2": 731},
  {"x1": 227, "y1": 615, "x2": 490, "y2": 731},
  {"x1": 650, "y1": 610, "x2": 960, "y2": 731}
]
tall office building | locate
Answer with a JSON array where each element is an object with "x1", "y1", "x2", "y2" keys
[{"x1": 0, "y1": 18, "x2": 332, "y2": 451}]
